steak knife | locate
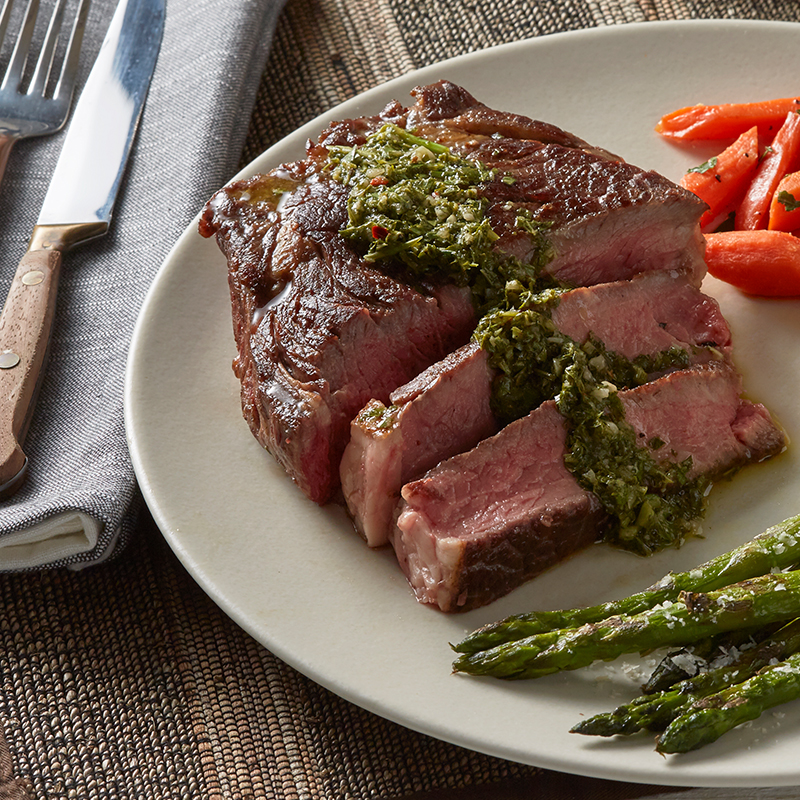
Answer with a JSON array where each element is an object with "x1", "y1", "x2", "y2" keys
[{"x1": 0, "y1": 0, "x2": 165, "y2": 498}]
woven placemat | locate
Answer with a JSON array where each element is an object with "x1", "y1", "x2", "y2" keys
[
  {"x1": 242, "y1": 0, "x2": 800, "y2": 161},
  {"x1": 2, "y1": 1, "x2": 800, "y2": 798},
  {"x1": 0, "y1": 513, "x2": 549, "y2": 799}
]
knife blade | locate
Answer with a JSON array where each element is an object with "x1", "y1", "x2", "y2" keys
[{"x1": 0, "y1": 0, "x2": 165, "y2": 498}]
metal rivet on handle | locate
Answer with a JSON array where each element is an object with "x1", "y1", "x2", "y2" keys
[
  {"x1": 0, "y1": 351, "x2": 20, "y2": 369},
  {"x1": 21, "y1": 270, "x2": 44, "y2": 286}
]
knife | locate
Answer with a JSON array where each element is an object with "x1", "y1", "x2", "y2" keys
[{"x1": 0, "y1": 0, "x2": 165, "y2": 498}]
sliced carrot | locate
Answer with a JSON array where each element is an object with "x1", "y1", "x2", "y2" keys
[
  {"x1": 705, "y1": 230, "x2": 800, "y2": 296},
  {"x1": 736, "y1": 111, "x2": 800, "y2": 230},
  {"x1": 768, "y1": 171, "x2": 800, "y2": 232},
  {"x1": 680, "y1": 127, "x2": 759, "y2": 232},
  {"x1": 656, "y1": 97, "x2": 800, "y2": 141}
]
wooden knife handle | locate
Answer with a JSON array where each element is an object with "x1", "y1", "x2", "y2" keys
[{"x1": 0, "y1": 248, "x2": 62, "y2": 494}]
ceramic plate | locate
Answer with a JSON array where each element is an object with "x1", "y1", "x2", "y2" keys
[{"x1": 125, "y1": 20, "x2": 800, "y2": 787}]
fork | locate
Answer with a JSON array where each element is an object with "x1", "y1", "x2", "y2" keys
[{"x1": 0, "y1": 0, "x2": 90, "y2": 187}]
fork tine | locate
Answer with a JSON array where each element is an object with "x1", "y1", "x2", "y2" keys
[
  {"x1": 52, "y1": 0, "x2": 89, "y2": 102},
  {"x1": 1, "y1": 0, "x2": 39, "y2": 92},
  {"x1": 27, "y1": 0, "x2": 68, "y2": 96},
  {"x1": 0, "y1": 0, "x2": 14, "y2": 55}
]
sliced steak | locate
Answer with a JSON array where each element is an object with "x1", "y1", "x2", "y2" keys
[
  {"x1": 392, "y1": 362, "x2": 785, "y2": 613},
  {"x1": 620, "y1": 366, "x2": 785, "y2": 476},
  {"x1": 200, "y1": 80, "x2": 708, "y2": 507},
  {"x1": 393, "y1": 399, "x2": 604, "y2": 614},
  {"x1": 340, "y1": 341, "x2": 497, "y2": 545},
  {"x1": 341, "y1": 271, "x2": 731, "y2": 547},
  {"x1": 551, "y1": 270, "x2": 731, "y2": 361}
]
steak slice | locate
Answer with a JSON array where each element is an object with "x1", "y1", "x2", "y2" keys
[
  {"x1": 341, "y1": 271, "x2": 732, "y2": 547},
  {"x1": 550, "y1": 271, "x2": 731, "y2": 362},
  {"x1": 201, "y1": 177, "x2": 476, "y2": 504},
  {"x1": 392, "y1": 362, "x2": 785, "y2": 613},
  {"x1": 406, "y1": 81, "x2": 708, "y2": 287},
  {"x1": 340, "y1": 341, "x2": 497, "y2": 546}
]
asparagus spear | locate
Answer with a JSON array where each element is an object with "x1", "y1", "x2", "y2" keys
[
  {"x1": 656, "y1": 650, "x2": 800, "y2": 754},
  {"x1": 453, "y1": 514, "x2": 800, "y2": 655},
  {"x1": 571, "y1": 618, "x2": 800, "y2": 736},
  {"x1": 641, "y1": 573, "x2": 799, "y2": 694},
  {"x1": 453, "y1": 571, "x2": 800, "y2": 680}
]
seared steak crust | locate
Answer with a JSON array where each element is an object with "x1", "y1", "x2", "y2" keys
[
  {"x1": 405, "y1": 80, "x2": 620, "y2": 159},
  {"x1": 202, "y1": 175, "x2": 476, "y2": 503}
]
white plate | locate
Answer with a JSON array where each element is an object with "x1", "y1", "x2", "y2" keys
[{"x1": 125, "y1": 20, "x2": 800, "y2": 787}]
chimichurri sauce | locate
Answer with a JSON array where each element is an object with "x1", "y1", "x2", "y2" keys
[
  {"x1": 327, "y1": 123, "x2": 553, "y2": 313},
  {"x1": 327, "y1": 123, "x2": 708, "y2": 554}
]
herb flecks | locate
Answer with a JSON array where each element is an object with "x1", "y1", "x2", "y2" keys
[
  {"x1": 687, "y1": 156, "x2": 718, "y2": 174},
  {"x1": 778, "y1": 190, "x2": 800, "y2": 212},
  {"x1": 356, "y1": 402, "x2": 399, "y2": 432},
  {"x1": 328, "y1": 123, "x2": 552, "y2": 311}
]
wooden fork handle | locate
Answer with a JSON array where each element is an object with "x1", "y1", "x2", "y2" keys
[
  {"x1": 0, "y1": 135, "x2": 16, "y2": 191},
  {"x1": 0, "y1": 248, "x2": 61, "y2": 495}
]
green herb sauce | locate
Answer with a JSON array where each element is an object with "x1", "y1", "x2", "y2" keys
[
  {"x1": 327, "y1": 124, "x2": 709, "y2": 554},
  {"x1": 327, "y1": 123, "x2": 553, "y2": 312},
  {"x1": 557, "y1": 349, "x2": 708, "y2": 556},
  {"x1": 474, "y1": 282, "x2": 705, "y2": 554}
]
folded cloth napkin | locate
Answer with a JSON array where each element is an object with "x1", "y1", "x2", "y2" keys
[{"x1": 0, "y1": 0, "x2": 286, "y2": 570}]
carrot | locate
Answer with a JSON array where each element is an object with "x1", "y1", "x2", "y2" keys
[
  {"x1": 656, "y1": 97, "x2": 800, "y2": 141},
  {"x1": 768, "y1": 171, "x2": 800, "y2": 233},
  {"x1": 736, "y1": 111, "x2": 800, "y2": 230},
  {"x1": 705, "y1": 230, "x2": 800, "y2": 296},
  {"x1": 680, "y1": 127, "x2": 759, "y2": 232}
]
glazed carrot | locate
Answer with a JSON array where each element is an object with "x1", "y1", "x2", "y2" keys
[
  {"x1": 680, "y1": 127, "x2": 759, "y2": 232},
  {"x1": 705, "y1": 230, "x2": 800, "y2": 296},
  {"x1": 736, "y1": 111, "x2": 800, "y2": 230},
  {"x1": 768, "y1": 171, "x2": 800, "y2": 233},
  {"x1": 656, "y1": 97, "x2": 800, "y2": 141}
]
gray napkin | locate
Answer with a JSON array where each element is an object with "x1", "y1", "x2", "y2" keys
[{"x1": 0, "y1": 0, "x2": 286, "y2": 569}]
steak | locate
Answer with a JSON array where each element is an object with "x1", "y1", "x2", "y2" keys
[
  {"x1": 200, "y1": 80, "x2": 712, "y2": 504},
  {"x1": 341, "y1": 271, "x2": 732, "y2": 547},
  {"x1": 199, "y1": 79, "x2": 787, "y2": 613},
  {"x1": 391, "y1": 362, "x2": 785, "y2": 613}
]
